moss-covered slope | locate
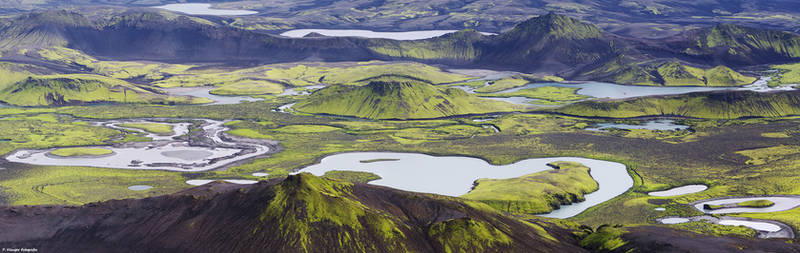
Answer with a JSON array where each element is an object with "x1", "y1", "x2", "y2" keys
[
  {"x1": 293, "y1": 81, "x2": 520, "y2": 119},
  {"x1": 462, "y1": 161, "x2": 599, "y2": 214},
  {"x1": 557, "y1": 90, "x2": 800, "y2": 119},
  {"x1": 0, "y1": 74, "x2": 210, "y2": 106},
  {"x1": 581, "y1": 60, "x2": 756, "y2": 86},
  {"x1": 676, "y1": 24, "x2": 800, "y2": 66},
  {"x1": 0, "y1": 173, "x2": 589, "y2": 253}
]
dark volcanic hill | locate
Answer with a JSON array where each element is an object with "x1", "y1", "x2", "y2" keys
[
  {"x1": 2, "y1": 174, "x2": 798, "y2": 252},
  {"x1": 0, "y1": 173, "x2": 588, "y2": 253},
  {"x1": 476, "y1": 13, "x2": 618, "y2": 74}
]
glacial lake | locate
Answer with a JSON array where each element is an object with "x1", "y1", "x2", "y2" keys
[
  {"x1": 281, "y1": 29, "x2": 495, "y2": 40},
  {"x1": 163, "y1": 87, "x2": 263, "y2": 105},
  {"x1": 497, "y1": 82, "x2": 730, "y2": 100},
  {"x1": 586, "y1": 119, "x2": 691, "y2": 132},
  {"x1": 294, "y1": 152, "x2": 633, "y2": 218},
  {"x1": 474, "y1": 76, "x2": 796, "y2": 105},
  {"x1": 154, "y1": 3, "x2": 257, "y2": 16}
]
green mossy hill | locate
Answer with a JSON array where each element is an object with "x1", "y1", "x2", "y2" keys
[
  {"x1": 558, "y1": 90, "x2": 800, "y2": 119},
  {"x1": 500, "y1": 12, "x2": 602, "y2": 41},
  {"x1": 579, "y1": 225, "x2": 627, "y2": 252},
  {"x1": 0, "y1": 173, "x2": 589, "y2": 253},
  {"x1": 677, "y1": 24, "x2": 800, "y2": 65},
  {"x1": 0, "y1": 75, "x2": 210, "y2": 106},
  {"x1": 0, "y1": 11, "x2": 90, "y2": 49},
  {"x1": 368, "y1": 29, "x2": 485, "y2": 63},
  {"x1": 293, "y1": 81, "x2": 520, "y2": 119},
  {"x1": 462, "y1": 161, "x2": 599, "y2": 214},
  {"x1": 583, "y1": 60, "x2": 755, "y2": 86},
  {"x1": 657, "y1": 63, "x2": 755, "y2": 86}
]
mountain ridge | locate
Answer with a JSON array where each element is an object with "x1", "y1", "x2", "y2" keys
[
  {"x1": 0, "y1": 173, "x2": 589, "y2": 253},
  {"x1": 0, "y1": 11, "x2": 789, "y2": 85}
]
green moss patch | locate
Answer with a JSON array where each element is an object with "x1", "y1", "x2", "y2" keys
[
  {"x1": 579, "y1": 225, "x2": 627, "y2": 252},
  {"x1": 737, "y1": 199, "x2": 775, "y2": 208},
  {"x1": 0, "y1": 74, "x2": 210, "y2": 106},
  {"x1": 461, "y1": 161, "x2": 599, "y2": 214},
  {"x1": 117, "y1": 122, "x2": 174, "y2": 135},
  {"x1": 322, "y1": 170, "x2": 382, "y2": 183},
  {"x1": 49, "y1": 147, "x2": 113, "y2": 157},
  {"x1": 735, "y1": 145, "x2": 800, "y2": 165},
  {"x1": 209, "y1": 79, "x2": 284, "y2": 95},
  {"x1": 427, "y1": 218, "x2": 512, "y2": 253},
  {"x1": 474, "y1": 77, "x2": 530, "y2": 93},
  {"x1": 477, "y1": 86, "x2": 588, "y2": 102}
]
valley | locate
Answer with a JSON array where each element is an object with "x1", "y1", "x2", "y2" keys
[{"x1": 1, "y1": 3, "x2": 800, "y2": 252}]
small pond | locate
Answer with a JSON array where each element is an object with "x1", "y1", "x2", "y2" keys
[
  {"x1": 186, "y1": 179, "x2": 258, "y2": 186},
  {"x1": 718, "y1": 220, "x2": 782, "y2": 232},
  {"x1": 128, "y1": 185, "x2": 153, "y2": 191},
  {"x1": 586, "y1": 119, "x2": 690, "y2": 132},
  {"x1": 648, "y1": 185, "x2": 708, "y2": 197}
]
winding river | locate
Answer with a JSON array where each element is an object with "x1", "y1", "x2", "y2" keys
[
  {"x1": 657, "y1": 215, "x2": 794, "y2": 239},
  {"x1": 655, "y1": 195, "x2": 800, "y2": 239},
  {"x1": 294, "y1": 152, "x2": 633, "y2": 218},
  {"x1": 5, "y1": 119, "x2": 274, "y2": 172}
]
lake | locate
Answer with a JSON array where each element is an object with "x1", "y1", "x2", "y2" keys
[
  {"x1": 647, "y1": 184, "x2": 708, "y2": 197},
  {"x1": 499, "y1": 82, "x2": 730, "y2": 100},
  {"x1": 586, "y1": 119, "x2": 691, "y2": 132},
  {"x1": 154, "y1": 3, "x2": 257, "y2": 16},
  {"x1": 281, "y1": 29, "x2": 495, "y2": 40},
  {"x1": 163, "y1": 87, "x2": 263, "y2": 105},
  {"x1": 294, "y1": 152, "x2": 632, "y2": 218}
]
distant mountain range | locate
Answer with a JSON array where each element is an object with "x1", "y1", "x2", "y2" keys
[
  {"x1": 2, "y1": 11, "x2": 798, "y2": 86},
  {"x1": 3, "y1": 0, "x2": 800, "y2": 38}
]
